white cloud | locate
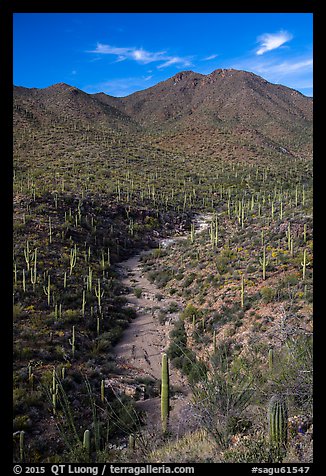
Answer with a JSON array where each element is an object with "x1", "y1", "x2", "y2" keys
[
  {"x1": 247, "y1": 58, "x2": 312, "y2": 76},
  {"x1": 256, "y1": 30, "x2": 293, "y2": 55},
  {"x1": 157, "y1": 56, "x2": 192, "y2": 69},
  {"x1": 203, "y1": 54, "x2": 218, "y2": 61},
  {"x1": 87, "y1": 42, "x2": 192, "y2": 69},
  {"x1": 225, "y1": 54, "x2": 312, "y2": 96},
  {"x1": 83, "y1": 75, "x2": 158, "y2": 97}
]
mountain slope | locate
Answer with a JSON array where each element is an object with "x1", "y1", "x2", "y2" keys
[
  {"x1": 13, "y1": 69, "x2": 313, "y2": 161},
  {"x1": 14, "y1": 82, "x2": 139, "y2": 133},
  {"x1": 115, "y1": 69, "x2": 312, "y2": 158}
]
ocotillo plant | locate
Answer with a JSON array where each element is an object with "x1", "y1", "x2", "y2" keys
[
  {"x1": 161, "y1": 353, "x2": 170, "y2": 434},
  {"x1": 268, "y1": 395, "x2": 288, "y2": 462}
]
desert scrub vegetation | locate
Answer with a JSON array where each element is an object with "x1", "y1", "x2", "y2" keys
[{"x1": 13, "y1": 99, "x2": 312, "y2": 462}]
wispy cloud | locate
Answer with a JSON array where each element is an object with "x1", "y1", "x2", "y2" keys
[
  {"x1": 83, "y1": 75, "x2": 158, "y2": 97},
  {"x1": 157, "y1": 56, "x2": 192, "y2": 69},
  {"x1": 256, "y1": 30, "x2": 293, "y2": 55},
  {"x1": 203, "y1": 54, "x2": 218, "y2": 61},
  {"x1": 226, "y1": 54, "x2": 313, "y2": 95},
  {"x1": 255, "y1": 58, "x2": 313, "y2": 75},
  {"x1": 87, "y1": 42, "x2": 193, "y2": 69}
]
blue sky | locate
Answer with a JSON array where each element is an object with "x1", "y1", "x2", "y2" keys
[{"x1": 13, "y1": 13, "x2": 313, "y2": 97}]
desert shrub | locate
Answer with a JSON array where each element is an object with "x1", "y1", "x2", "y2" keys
[
  {"x1": 221, "y1": 432, "x2": 270, "y2": 462},
  {"x1": 166, "y1": 301, "x2": 180, "y2": 313},
  {"x1": 181, "y1": 303, "x2": 202, "y2": 321},
  {"x1": 216, "y1": 255, "x2": 229, "y2": 275},
  {"x1": 270, "y1": 336, "x2": 313, "y2": 415},
  {"x1": 167, "y1": 334, "x2": 187, "y2": 360},
  {"x1": 192, "y1": 348, "x2": 253, "y2": 450},
  {"x1": 182, "y1": 273, "x2": 196, "y2": 287},
  {"x1": 13, "y1": 414, "x2": 33, "y2": 431},
  {"x1": 260, "y1": 286, "x2": 276, "y2": 303},
  {"x1": 13, "y1": 304, "x2": 25, "y2": 320},
  {"x1": 147, "y1": 269, "x2": 173, "y2": 288},
  {"x1": 133, "y1": 287, "x2": 142, "y2": 298}
]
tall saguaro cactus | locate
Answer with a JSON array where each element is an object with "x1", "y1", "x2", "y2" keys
[
  {"x1": 259, "y1": 245, "x2": 269, "y2": 280},
  {"x1": 19, "y1": 430, "x2": 25, "y2": 463},
  {"x1": 268, "y1": 395, "x2": 288, "y2": 462},
  {"x1": 69, "y1": 326, "x2": 76, "y2": 357},
  {"x1": 301, "y1": 249, "x2": 311, "y2": 280},
  {"x1": 95, "y1": 279, "x2": 104, "y2": 314},
  {"x1": 83, "y1": 429, "x2": 91, "y2": 459},
  {"x1": 268, "y1": 349, "x2": 274, "y2": 372},
  {"x1": 161, "y1": 353, "x2": 170, "y2": 434},
  {"x1": 240, "y1": 274, "x2": 245, "y2": 308}
]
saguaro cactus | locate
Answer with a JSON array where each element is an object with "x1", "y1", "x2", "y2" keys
[
  {"x1": 101, "y1": 379, "x2": 105, "y2": 403},
  {"x1": 83, "y1": 429, "x2": 91, "y2": 458},
  {"x1": 190, "y1": 222, "x2": 195, "y2": 243},
  {"x1": 240, "y1": 274, "x2": 245, "y2": 308},
  {"x1": 69, "y1": 244, "x2": 77, "y2": 275},
  {"x1": 268, "y1": 395, "x2": 288, "y2": 462},
  {"x1": 51, "y1": 368, "x2": 58, "y2": 415},
  {"x1": 95, "y1": 279, "x2": 104, "y2": 313},
  {"x1": 301, "y1": 249, "x2": 311, "y2": 280},
  {"x1": 19, "y1": 430, "x2": 25, "y2": 462},
  {"x1": 161, "y1": 353, "x2": 170, "y2": 434},
  {"x1": 69, "y1": 326, "x2": 76, "y2": 357},
  {"x1": 268, "y1": 349, "x2": 274, "y2": 372},
  {"x1": 43, "y1": 274, "x2": 51, "y2": 306},
  {"x1": 30, "y1": 248, "x2": 37, "y2": 291},
  {"x1": 81, "y1": 290, "x2": 86, "y2": 317},
  {"x1": 128, "y1": 434, "x2": 135, "y2": 451},
  {"x1": 259, "y1": 245, "x2": 270, "y2": 280}
]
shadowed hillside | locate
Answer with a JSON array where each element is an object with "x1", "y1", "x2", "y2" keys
[{"x1": 13, "y1": 69, "x2": 313, "y2": 464}]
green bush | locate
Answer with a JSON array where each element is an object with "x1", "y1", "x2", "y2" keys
[
  {"x1": 260, "y1": 286, "x2": 276, "y2": 303},
  {"x1": 221, "y1": 432, "x2": 270, "y2": 462},
  {"x1": 133, "y1": 287, "x2": 142, "y2": 298}
]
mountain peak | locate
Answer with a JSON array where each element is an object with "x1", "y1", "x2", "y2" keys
[
  {"x1": 170, "y1": 70, "x2": 203, "y2": 84},
  {"x1": 45, "y1": 82, "x2": 81, "y2": 93}
]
